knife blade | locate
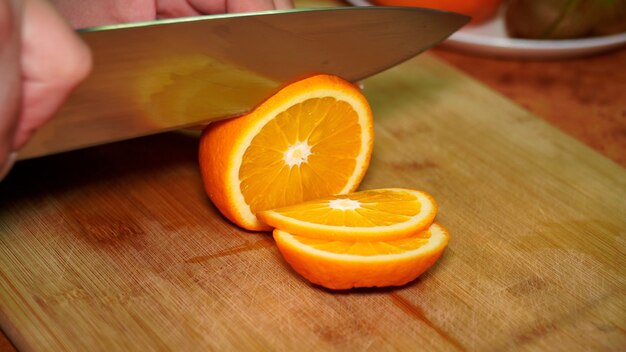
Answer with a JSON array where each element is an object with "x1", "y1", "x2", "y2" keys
[{"x1": 18, "y1": 7, "x2": 468, "y2": 160}]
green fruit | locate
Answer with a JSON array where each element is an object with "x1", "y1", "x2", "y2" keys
[
  {"x1": 592, "y1": 1, "x2": 626, "y2": 35},
  {"x1": 505, "y1": 0, "x2": 626, "y2": 39}
]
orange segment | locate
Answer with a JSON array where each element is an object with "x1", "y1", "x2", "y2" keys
[
  {"x1": 199, "y1": 75, "x2": 373, "y2": 231},
  {"x1": 273, "y1": 223, "x2": 450, "y2": 290},
  {"x1": 257, "y1": 188, "x2": 437, "y2": 241}
]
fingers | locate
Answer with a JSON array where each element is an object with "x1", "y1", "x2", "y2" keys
[
  {"x1": 157, "y1": 0, "x2": 294, "y2": 18},
  {"x1": 272, "y1": 0, "x2": 294, "y2": 10},
  {"x1": 16, "y1": 0, "x2": 92, "y2": 149},
  {"x1": 226, "y1": 0, "x2": 294, "y2": 12},
  {"x1": 50, "y1": 0, "x2": 156, "y2": 28},
  {"x1": 157, "y1": 0, "x2": 214, "y2": 18},
  {"x1": 0, "y1": 151, "x2": 16, "y2": 181},
  {"x1": 0, "y1": 0, "x2": 21, "y2": 174},
  {"x1": 226, "y1": 0, "x2": 276, "y2": 13}
]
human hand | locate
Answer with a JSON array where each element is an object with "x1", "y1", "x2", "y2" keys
[
  {"x1": 156, "y1": 0, "x2": 294, "y2": 18},
  {"x1": 0, "y1": 0, "x2": 92, "y2": 181},
  {"x1": 51, "y1": 0, "x2": 294, "y2": 28},
  {"x1": 1, "y1": 0, "x2": 294, "y2": 180}
]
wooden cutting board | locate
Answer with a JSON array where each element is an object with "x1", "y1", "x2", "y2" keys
[{"x1": 1, "y1": 54, "x2": 624, "y2": 351}]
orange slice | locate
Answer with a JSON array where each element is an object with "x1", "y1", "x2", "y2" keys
[
  {"x1": 199, "y1": 75, "x2": 374, "y2": 231},
  {"x1": 257, "y1": 188, "x2": 437, "y2": 241},
  {"x1": 273, "y1": 223, "x2": 449, "y2": 290}
]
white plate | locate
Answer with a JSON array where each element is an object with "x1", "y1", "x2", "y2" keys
[{"x1": 344, "y1": 0, "x2": 626, "y2": 59}]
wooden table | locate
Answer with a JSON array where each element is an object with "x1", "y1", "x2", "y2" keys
[
  {"x1": 1, "y1": 1, "x2": 624, "y2": 350},
  {"x1": 431, "y1": 47, "x2": 626, "y2": 168}
]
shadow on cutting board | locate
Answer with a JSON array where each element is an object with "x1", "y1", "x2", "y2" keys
[{"x1": 0, "y1": 131, "x2": 201, "y2": 203}]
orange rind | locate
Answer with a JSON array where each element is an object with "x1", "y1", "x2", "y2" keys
[{"x1": 199, "y1": 74, "x2": 373, "y2": 231}]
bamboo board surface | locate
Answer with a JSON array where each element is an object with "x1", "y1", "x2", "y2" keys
[{"x1": 1, "y1": 54, "x2": 625, "y2": 351}]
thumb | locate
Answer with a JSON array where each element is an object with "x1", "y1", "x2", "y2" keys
[
  {"x1": 0, "y1": 0, "x2": 21, "y2": 177},
  {"x1": 15, "y1": 0, "x2": 92, "y2": 149}
]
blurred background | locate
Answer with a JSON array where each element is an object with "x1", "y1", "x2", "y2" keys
[{"x1": 304, "y1": 0, "x2": 626, "y2": 168}]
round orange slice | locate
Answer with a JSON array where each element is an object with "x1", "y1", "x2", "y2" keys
[
  {"x1": 199, "y1": 74, "x2": 374, "y2": 231},
  {"x1": 257, "y1": 188, "x2": 437, "y2": 241},
  {"x1": 273, "y1": 223, "x2": 449, "y2": 290}
]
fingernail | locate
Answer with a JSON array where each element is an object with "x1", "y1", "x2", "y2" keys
[{"x1": 0, "y1": 152, "x2": 17, "y2": 182}]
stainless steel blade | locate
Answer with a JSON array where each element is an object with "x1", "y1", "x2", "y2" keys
[{"x1": 18, "y1": 7, "x2": 468, "y2": 159}]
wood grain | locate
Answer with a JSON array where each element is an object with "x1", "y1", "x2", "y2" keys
[
  {"x1": 1, "y1": 52, "x2": 624, "y2": 351},
  {"x1": 431, "y1": 47, "x2": 626, "y2": 168}
]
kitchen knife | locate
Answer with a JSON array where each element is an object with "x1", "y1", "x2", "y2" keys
[{"x1": 18, "y1": 6, "x2": 468, "y2": 160}]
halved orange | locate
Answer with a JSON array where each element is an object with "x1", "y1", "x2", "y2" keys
[
  {"x1": 199, "y1": 75, "x2": 374, "y2": 231},
  {"x1": 257, "y1": 188, "x2": 437, "y2": 241},
  {"x1": 273, "y1": 223, "x2": 449, "y2": 290}
]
